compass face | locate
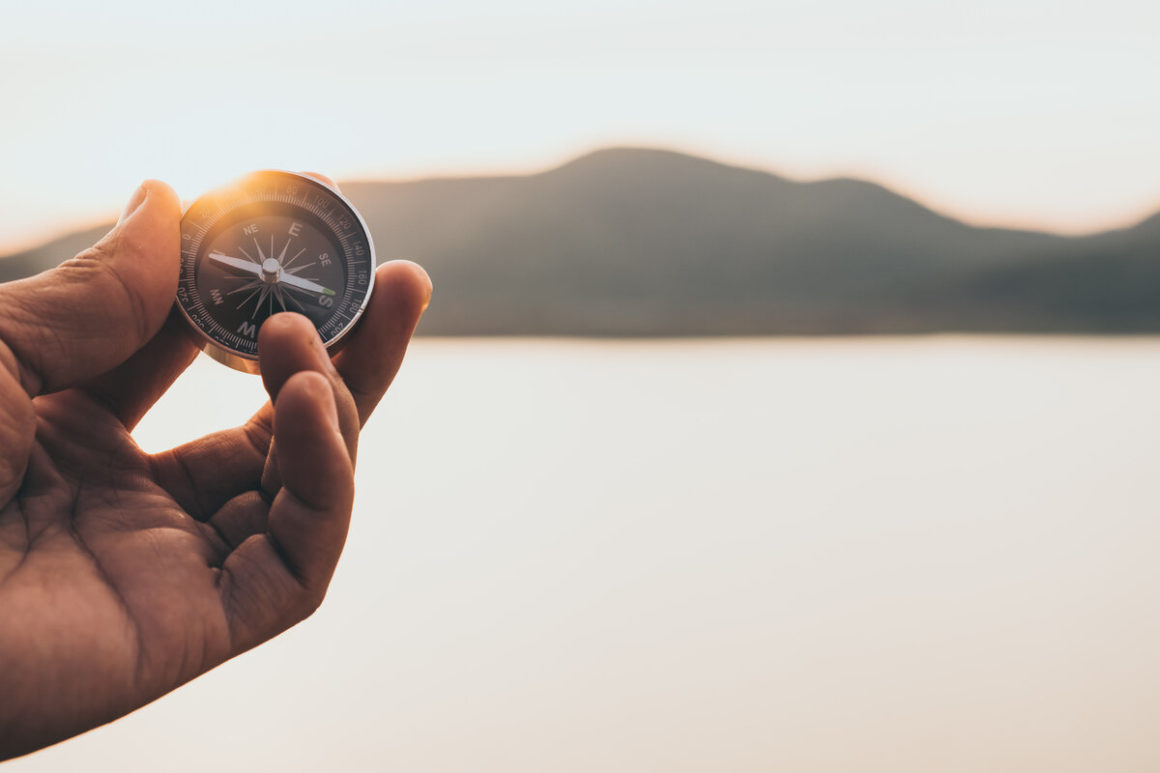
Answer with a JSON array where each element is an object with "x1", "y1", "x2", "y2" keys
[{"x1": 177, "y1": 171, "x2": 375, "y2": 372}]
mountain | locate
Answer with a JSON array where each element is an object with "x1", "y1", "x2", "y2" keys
[
  {"x1": 2, "y1": 148, "x2": 1157, "y2": 335},
  {"x1": 923, "y1": 212, "x2": 1160, "y2": 332}
]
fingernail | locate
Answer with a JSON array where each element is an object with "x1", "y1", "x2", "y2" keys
[{"x1": 118, "y1": 182, "x2": 149, "y2": 225}]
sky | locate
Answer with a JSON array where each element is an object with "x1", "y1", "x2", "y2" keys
[{"x1": 0, "y1": 0, "x2": 1158, "y2": 252}]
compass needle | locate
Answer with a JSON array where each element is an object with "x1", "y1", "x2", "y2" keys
[
  {"x1": 279, "y1": 272, "x2": 336, "y2": 297},
  {"x1": 177, "y1": 171, "x2": 376, "y2": 372},
  {"x1": 208, "y1": 251, "x2": 263, "y2": 277}
]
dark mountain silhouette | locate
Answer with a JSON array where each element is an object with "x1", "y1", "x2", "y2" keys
[
  {"x1": 3, "y1": 148, "x2": 1157, "y2": 335},
  {"x1": 924, "y1": 212, "x2": 1160, "y2": 332}
]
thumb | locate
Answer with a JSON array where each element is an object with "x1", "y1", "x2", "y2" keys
[{"x1": 0, "y1": 180, "x2": 182, "y2": 396}]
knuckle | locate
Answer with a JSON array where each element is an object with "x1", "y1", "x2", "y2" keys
[
  {"x1": 242, "y1": 415, "x2": 274, "y2": 458},
  {"x1": 92, "y1": 254, "x2": 151, "y2": 344}
]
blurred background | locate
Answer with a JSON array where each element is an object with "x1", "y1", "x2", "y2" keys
[{"x1": 3, "y1": 0, "x2": 1160, "y2": 770}]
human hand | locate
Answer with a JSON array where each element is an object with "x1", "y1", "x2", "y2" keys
[{"x1": 0, "y1": 178, "x2": 431, "y2": 760}]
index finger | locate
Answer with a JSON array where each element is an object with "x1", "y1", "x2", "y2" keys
[
  {"x1": 151, "y1": 259, "x2": 430, "y2": 517},
  {"x1": 218, "y1": 370, "x2": 355, "y2": 651}
]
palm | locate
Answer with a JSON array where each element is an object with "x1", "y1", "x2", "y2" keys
[
  {"x1": 2, "y1": 390, "x2": 239, "y2": 716},
  {"x1": 0, "y1": 180, "x2": 431, "y2": 760}
]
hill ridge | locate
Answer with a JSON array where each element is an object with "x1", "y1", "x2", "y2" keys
[{"x1": 3, "y1": 148, "x2": 1158, "y2": 335}]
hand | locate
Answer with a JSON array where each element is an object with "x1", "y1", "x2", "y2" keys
[{"x1": 0, "y1": 178, "x2": 432, "y2": 760}]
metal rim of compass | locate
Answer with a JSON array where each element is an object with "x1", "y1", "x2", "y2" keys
[{"x1": 176, "y1": 170, "x2": 377, "y2": 374}]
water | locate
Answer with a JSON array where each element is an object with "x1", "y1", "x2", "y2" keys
[{"x1": 11, "y1": 338, "x2": 1160, "y2": 771}]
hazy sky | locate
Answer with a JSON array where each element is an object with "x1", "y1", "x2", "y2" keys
[{"x1": 0, "y1": 0, "x2": 1157, "y2": 251}]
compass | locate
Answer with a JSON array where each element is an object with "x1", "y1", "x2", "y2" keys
[{"x1": 176, "y1": 171, "x2": 375, "y2": 373}]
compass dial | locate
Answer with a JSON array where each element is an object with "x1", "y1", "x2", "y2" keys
[{"x1": 177, "y1": 171, "x2": 375, "y2": 373}]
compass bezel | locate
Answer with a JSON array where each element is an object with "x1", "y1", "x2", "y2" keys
[{"x1": 176, "y1": 171, "x2": 376, "y2": 374}]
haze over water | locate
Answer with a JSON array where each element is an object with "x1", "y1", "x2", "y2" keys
[{"x1": 8, "y1": 337, "x2": 1160, "y2": 771}]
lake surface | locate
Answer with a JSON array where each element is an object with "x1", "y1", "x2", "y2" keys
[{"x1": 11, "y1": 337, "x2": 1160, "y2": 771}]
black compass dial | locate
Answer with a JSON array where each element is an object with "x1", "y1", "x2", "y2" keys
[{"x1": 177, "y1": 171, "x2": 375, "y2": 372}]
